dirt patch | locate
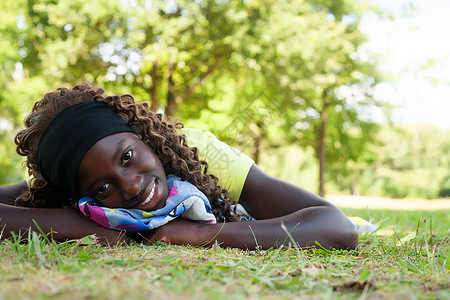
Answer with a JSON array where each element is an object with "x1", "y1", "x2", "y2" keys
[{"x1": 327, "y1": 195, "x2": 450, "y2": 210}]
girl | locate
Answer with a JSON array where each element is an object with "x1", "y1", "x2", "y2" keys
[{"x1": 0, "y1": 83, "x2": 358, "y2": 250}]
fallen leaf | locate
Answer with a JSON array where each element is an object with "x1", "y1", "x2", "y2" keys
[{"x1": 333, "y1": 280, "x2": 376, "y2": 292}]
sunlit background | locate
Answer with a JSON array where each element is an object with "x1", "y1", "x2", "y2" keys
[{"x1": 363, "y1": 0, "x2": 450, "y2": 129}]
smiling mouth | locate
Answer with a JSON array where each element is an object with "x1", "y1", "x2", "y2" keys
[{"x1": 137, "y1": 181, "x2": 157, "y2": 208}]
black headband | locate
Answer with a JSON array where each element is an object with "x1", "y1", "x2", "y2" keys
[{"x1": 37, "y1": 101, "x2": 137, "y2": 197}]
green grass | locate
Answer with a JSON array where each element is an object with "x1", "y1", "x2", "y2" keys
[{"x1": 1, "y1": 209, "x2": 449, "y2": 299}]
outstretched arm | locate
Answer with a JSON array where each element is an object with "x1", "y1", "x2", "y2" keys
[
  {"x1": 0, "y1": 182, "x2": 135, "y2": 244},
  {"x1": 146, "y1": 165, "x2": 358, "y2": 250}
]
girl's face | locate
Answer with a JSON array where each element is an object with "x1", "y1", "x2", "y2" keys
[{"x1": 77, "y1": 132, "x2": 169, "y2": 211}]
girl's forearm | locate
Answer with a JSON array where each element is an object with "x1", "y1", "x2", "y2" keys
[
  {"x1": 0, "y1": 204, "x2": 135, "y2": 244},
  {"x1": 208, "y1": 206, "x2": 357, "y2": 249},
  {"x1": 0, "y1": 181, "x2": 27, "y2": 205},
  {"x1": 149, "y1": 206, "x2": 358, "y2": 250}
]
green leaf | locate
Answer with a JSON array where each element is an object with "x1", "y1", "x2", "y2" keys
[
  {"x1": 396, "y1": 232, "x2": 417, "y2": 246},
  {"x1": 76, "y1": 252, "x2": 93, "y2": 261},
  {"x1": 77, "y1": 235, "x2": 98, "y2": 245},
  {"x1": 31, "y1": 232, "x2": 47, "y2": 266},
  {"x1": 152, "y1": 254, "x2": 181, "y2": 264},
  {"x1": 359, "y1": 269, "x2": 370, "y2": 281},
  {"x1": 103, "y1": 259, "x2": 128, "y2": 266}
]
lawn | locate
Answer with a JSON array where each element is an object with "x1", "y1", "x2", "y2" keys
[{"x1": 0, "y1": 208, "x2": 448, "y2": 299}]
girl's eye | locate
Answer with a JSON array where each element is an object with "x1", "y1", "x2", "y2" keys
[
  {"x1": 122, "y1": 149, "x2": 133, "y2": 165},
  {"x1": 95, "y1": 183, "x2": 110, "y2": 197}
]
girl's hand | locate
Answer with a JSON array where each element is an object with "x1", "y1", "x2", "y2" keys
[{"x1": 142, "y1": 218, "x2": 212, "y2": 246}]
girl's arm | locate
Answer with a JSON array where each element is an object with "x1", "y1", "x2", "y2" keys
[
  {"x1": 0, "y1": 181, "x2": 27, "y2": 205},
  {"x1": 0, "y1": 182, "x2": 135, "y2": 244},
  {"x1": 146, "y1": 165, "x2": 358, "y2": 250}
]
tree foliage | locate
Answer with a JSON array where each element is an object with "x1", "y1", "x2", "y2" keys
[{"x1": 0, "y1": 0, "x2": 419, "y2": 199}]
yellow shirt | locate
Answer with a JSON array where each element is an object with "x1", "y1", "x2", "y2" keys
[{"x1": 181, "y1": 128, "x2": 254, "y2": 202}]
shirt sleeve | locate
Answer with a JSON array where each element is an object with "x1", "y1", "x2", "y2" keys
[{"x1": 180, "y1": 128, "x2": 254, "y2": 202}]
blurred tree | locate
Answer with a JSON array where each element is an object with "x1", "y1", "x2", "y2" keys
[
  {"x1": 1, "y1": 0, "x2": 385, "y2": 197},
  {"x1": 0, "y1": 0, "x2": 30, "y2": 184},
  {"x1": 275, "y1": 0, "x2": 383, "y2": 197},
  {"x1": 121, "y1": 0, "x2": 246, "y2": 116},
  {"x1": 18, "y1": 0, "x2": 129, "y2": 82},
  {"x1": 0, "y1": 0, "x2": 26, "y2": 126},
  {"x1": 182, "y1": 0, "x2": 384, "y2": 196}
]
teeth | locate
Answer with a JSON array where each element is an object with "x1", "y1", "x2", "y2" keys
[{"x1": 139, "y1": 183, "x2": 156, "y2": 207}]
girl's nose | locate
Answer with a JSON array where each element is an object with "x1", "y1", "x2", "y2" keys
[{"x1": 120, "y1": 172, "x2": 143, "y2": 201}]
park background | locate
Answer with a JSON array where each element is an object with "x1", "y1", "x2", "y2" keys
[
  {"x1": 0, "y1": 1, "x2": 449, "y2": 299},
  {"x1": 1, "y1": 0, "x2": 449, "y2": 202}
]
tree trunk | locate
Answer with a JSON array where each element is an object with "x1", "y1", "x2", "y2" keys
[
  {"x1": 252, "y1": 131, "x2": 262, "y2": 165},
  {"x1": 251, "y1": 121, "x2": 267, "y2": 165},
  {"x1": 165, "y1": 62, "x2": 177, "y2": 117},
  {"x1": 150, "y1": 59, "x2": 159, "y2": 112},
  {"x1": 351, "y1": 170, "x2": 360, "y2": 196},
  {"x1": 318, "y1": 88, "x2": 328, "y2": 197}
]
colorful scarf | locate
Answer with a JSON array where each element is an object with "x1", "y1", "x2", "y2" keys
[{"x1": 78, "y1": 176, "x2": 216, "y2": 232}]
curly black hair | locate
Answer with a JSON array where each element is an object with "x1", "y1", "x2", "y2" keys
[{"x1": 15, "y1": 82, "x2": 240, "y2": 222}]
